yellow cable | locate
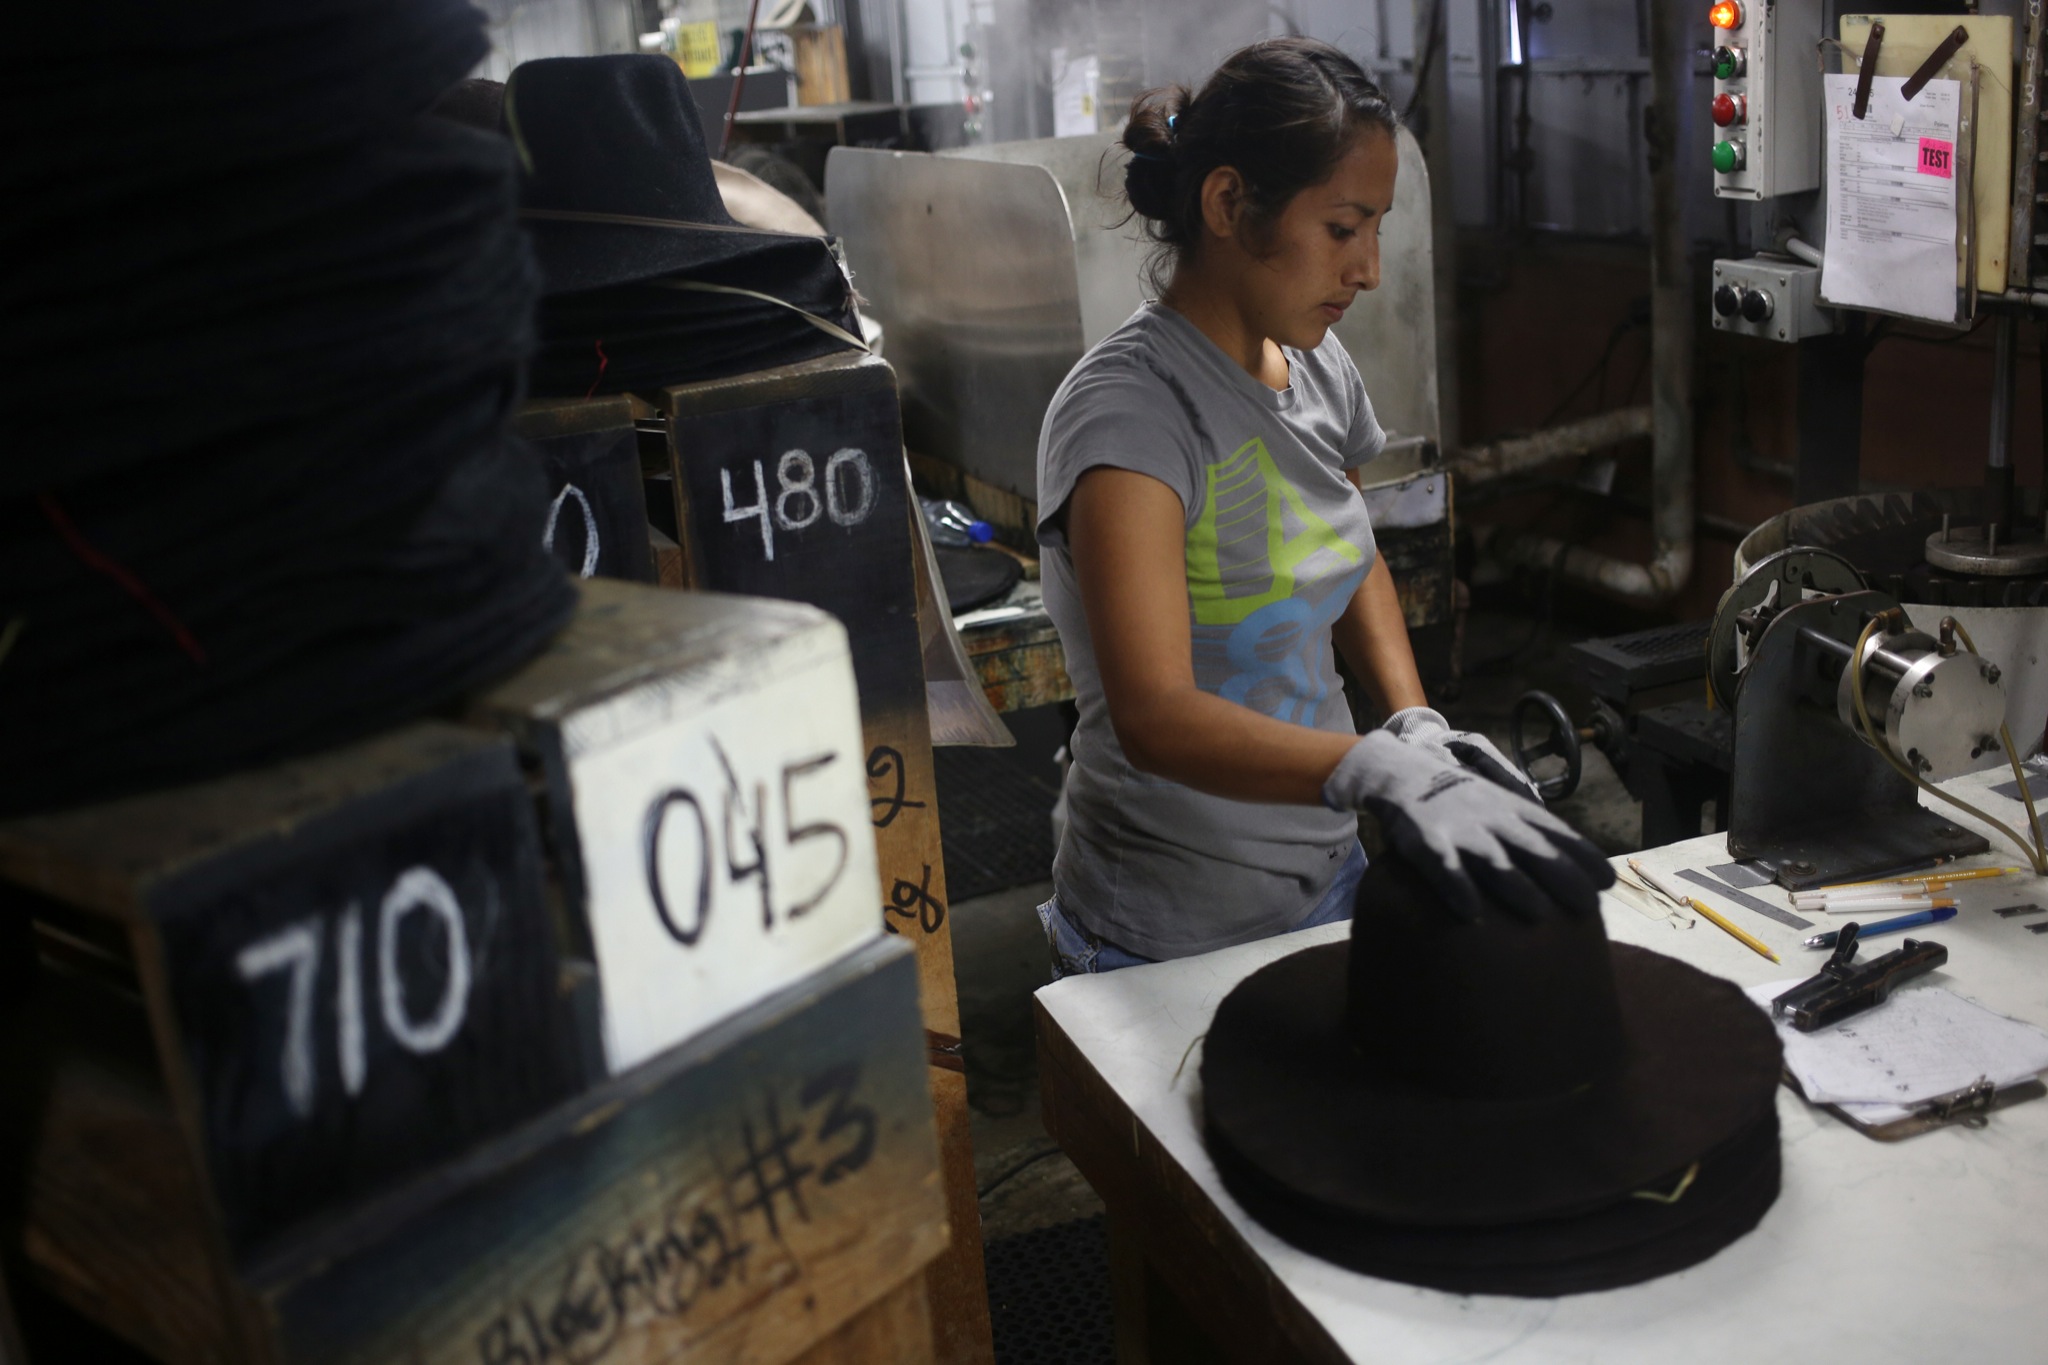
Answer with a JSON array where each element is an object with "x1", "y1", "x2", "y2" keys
[
  {"x1": 1945, "y1": 618, "x2": 2047, "y2": 860},
  {"x1": 1848, "y1": 618, "x2": 2048, "y2": 875}
]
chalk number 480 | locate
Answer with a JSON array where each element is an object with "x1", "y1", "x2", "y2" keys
[{"x1": 721, "y1": 447, "x2": 876, "y2": 561}]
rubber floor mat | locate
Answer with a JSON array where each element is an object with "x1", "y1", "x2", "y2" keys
[{"x1": 984, "y1": 1214, "x2": 1114, "y2": 1365}]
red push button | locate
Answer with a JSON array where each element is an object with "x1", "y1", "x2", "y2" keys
[{"x1": 1711, "y1": 93, "x2": 1746, "y2": 127}]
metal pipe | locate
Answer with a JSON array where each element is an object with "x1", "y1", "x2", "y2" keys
[
  {"x1": 1989, "y1": 313, "x2": 2017, "y2": 536},
  {"x1": 1453, "y1": 406, "x2": 1653, "y2": 486},
  {"x1": 1783, "y1": 236, "x2": 1824, "y2": 268},
  {"x1": 1416, "y1": 0, "x2": 1461, "y2": 452},
  {"x1": 1484, "y1": 0, "x2": 1694, "y2": 605},
  {"x1": 718, "y1": 0, "x2": 766, "y2": 159},
  {"x1": 1990, "y1": 314, "x2": 2016, "y2": 470}
]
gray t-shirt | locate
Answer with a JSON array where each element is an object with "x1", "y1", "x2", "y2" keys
[{"x1": 1036, "y1": 302, "x2": 1385, "y2": 959}]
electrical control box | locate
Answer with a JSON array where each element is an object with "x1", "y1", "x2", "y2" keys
[
  {"x1": 1710, "y1": 0, "x2": 1824, "y2": 200},
  {"x1": 1711, "y1": 257, "x2": 1833, "y2": 342}
]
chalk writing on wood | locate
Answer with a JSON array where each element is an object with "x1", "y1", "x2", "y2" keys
[
  {"x1": 472, "y1": 1062, "x2": 880, "y2": 1365},
  {"x1": 543, "y1": 482, "x2": 602, "y2": 578},
  {"x1": 530, "y1": 422, "x2": 657, "y2": 583},
  {"x1": 720, "y1": 448, "x2": 878, "y2": 561},
  {"x1": 150, "y1": 739, "x2": 581, "y2": 1255},
  {"x1": 233, "y1": 867, "x2": 474, "y2": 1118},
  {"x1": 567, "y1": 628, "x2": 881, "y2": 1074}
]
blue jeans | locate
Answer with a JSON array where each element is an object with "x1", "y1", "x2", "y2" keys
[{"x1": 1036, "y1": 842, "x2": 1367, "y2": 980}]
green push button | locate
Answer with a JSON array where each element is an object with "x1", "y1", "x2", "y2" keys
[
  {"x1": 1713, "y1": 45, "x2": 1741, "y2": 79},
  {"x1": 1712, "y1": 140, "x2": 1742, "y2": 174}
]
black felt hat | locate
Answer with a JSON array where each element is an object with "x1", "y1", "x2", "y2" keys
[
  {"x1": 0, "y1": 0, "x2": 574, "y2": 816},
  {"x1": 1202, "y1": 856, "x2": 1784, "y2": 1297},
  {"x1": 505, "y1": 54, "x2": 809, "y2": 295}
]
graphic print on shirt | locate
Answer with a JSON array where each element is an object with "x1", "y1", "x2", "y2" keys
[{"x1": 1186, "y1": 437, "x2": 1365, "y2": 726}]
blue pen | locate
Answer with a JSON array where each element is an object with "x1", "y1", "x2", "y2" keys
[{"x1": 1802, "y1": 906, "x2": 1956, "y2": 950}]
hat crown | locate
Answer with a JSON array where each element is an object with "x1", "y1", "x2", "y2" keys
[
  {"x1": 507, "y1": 54, "x2": 737, "y2": 228},
  {"x1": 1346, "y1": 857, "x2": 1627, "y2": 1101}
]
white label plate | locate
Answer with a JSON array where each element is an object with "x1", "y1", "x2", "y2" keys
[{"x1": 563, "y1": 623, "x2": 881, "y2": 1074}]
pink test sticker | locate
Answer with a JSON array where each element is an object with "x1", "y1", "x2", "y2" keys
[{"x1": 1918, "y1": 138, "x2": 1954, "y2": 177}]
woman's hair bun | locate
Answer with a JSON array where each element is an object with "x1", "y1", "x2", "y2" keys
[{"x1": 1119, "y1": 85, "x2": 1186, "y2": 223}]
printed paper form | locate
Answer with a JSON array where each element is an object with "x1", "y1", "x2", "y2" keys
[
  {"x1": 1745, "y1": 979, "x2": 2048, "y2": 1123},
  {"x1": 1821, "y1": 73, "x2": 1960, "y2": 324}
]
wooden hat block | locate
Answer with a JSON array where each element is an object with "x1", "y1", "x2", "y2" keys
[{"x1": 1, "y1": 580, "x2": 948, "y2": 1364}]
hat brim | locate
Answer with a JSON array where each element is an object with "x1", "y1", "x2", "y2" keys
[
  {"x1": 524, "y1": 219, "x2": 825, "y2": 295},
  {"x1": 1209, "y1": 1103, "x2": 1781, "y2": 1296},
  {"x1": 1202, "y1": 941, "x2": 1783, "y2": 1229}
]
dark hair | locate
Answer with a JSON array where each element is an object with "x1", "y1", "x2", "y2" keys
[{"x1": 1118, "y1": 38, "x2": 1398, "y2": 289}]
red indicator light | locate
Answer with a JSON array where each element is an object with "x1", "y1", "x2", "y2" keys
[
  {"x1": 1712, "y1": 93, "x2": 1746, "y2": 127},
  {"x1": 1709, "y1": 2, "x2": 1741, "y2": 29}
]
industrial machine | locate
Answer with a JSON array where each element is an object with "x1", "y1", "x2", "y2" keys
[
  {"x1": 1705, "y1": 545, "x2": 2007, "y2": 887},
  {"x1": 1514, "y1": 538, "x2": 2048, "y2": 889}
]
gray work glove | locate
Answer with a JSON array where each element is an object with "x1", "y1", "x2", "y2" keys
[
  {"x1": 1382, "y1": 705, "x2": 1544, "y2": 803},
  {"x1": 1325, "y1": 730, "x2": 1613, "y2": 922}
]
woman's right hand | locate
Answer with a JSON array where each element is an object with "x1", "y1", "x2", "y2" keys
[{"x1": 1323, "y1": 731, "x2": 1614, "y2": 923}]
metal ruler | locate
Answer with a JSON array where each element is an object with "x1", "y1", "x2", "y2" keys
[{"x1": 1675, "y1": 867, "x2": 1814, "y2": 931}]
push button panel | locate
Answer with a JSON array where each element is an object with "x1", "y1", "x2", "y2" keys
[{"x1": 1710, "y1": 258, "x2": 1831, "y2": 343}]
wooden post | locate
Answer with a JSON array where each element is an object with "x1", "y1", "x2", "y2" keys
[{"x1": 654, "y1": 352, "x2": 995, "y2": 1365}]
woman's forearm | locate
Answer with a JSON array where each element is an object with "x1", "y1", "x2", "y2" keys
[
  {"x1": 1110, "y1": 682, "x2": 1361, "y2": 804},
  {"x1": 1333, "y1": 555, "x2": 1427, "y2": 716}
]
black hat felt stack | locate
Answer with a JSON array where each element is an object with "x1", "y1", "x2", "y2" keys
[
  {"x1": 1202, "y1": 856, "x2": 1785, "y2": 1296},
  {"x1": 504, "y1": 55, "x2": 864, "y2": 398},
  {"x1": 0, "y1": 0, "x2": 574, "y2": 817}
]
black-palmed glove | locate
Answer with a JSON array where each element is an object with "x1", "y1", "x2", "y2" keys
[
  {"x1": 1382, "y1": 705, "x2": 1543, "y2": 802},
  {"x1": 1324, "y1": 731, "x2": 1614, "y2": 922}
]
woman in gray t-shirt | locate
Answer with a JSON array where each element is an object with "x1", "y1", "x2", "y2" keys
[{"x1": 1034, "y1": 38, "x2": 1612, "y2": 975}]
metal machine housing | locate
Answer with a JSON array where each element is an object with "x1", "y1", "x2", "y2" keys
[{"x1": 1724, "y1": 584, "x2": 1994, "y2": 887}]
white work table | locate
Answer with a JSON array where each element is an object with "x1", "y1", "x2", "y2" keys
[{"x1": 1034, "y1": 765, "x2": 2048, "y2": 1364}]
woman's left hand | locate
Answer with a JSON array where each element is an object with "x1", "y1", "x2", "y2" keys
[{"x1": 1382, "y1": 706, "x2": 1544, "y2": 803}]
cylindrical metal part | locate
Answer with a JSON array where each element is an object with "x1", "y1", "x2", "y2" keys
[
  {"x1": 1990, "y1": 314, "x2": 2016, "y2": 470},
  {"x1": 1797, "y1": 625, "x2": 1854, "y2": 664},
  {"x1": 1836, "y1": 628, "x2": 2008, "y2": 779},
  {"x1": 1990, "y1": 314, "x2": 2018, "y2": 539}
]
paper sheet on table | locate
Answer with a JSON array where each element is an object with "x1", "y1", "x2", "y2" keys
[
  {"x1": 1745, "y1": 979, "x2": 2048, "y2": 1122},
  {"x1": 1820, "y1": 73, "x2": 1959, "y2": 324}
]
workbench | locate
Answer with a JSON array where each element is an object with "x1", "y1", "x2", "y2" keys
[{"x1": 1035, "y1": 763, "x2": 2048, "y2": 1364}]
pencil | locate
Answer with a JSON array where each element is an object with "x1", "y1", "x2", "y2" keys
[
  {"x1": 1684, "y1": 896, "x2": 1782, "y2": 963},
  {"x1": 1813, "y1": 865, "x2": 2022, "y2": 893},
  {"x1": 1628, "y1": 858, "x2": 1781, "y2": 963}
]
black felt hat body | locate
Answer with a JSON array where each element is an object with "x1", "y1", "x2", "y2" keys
[
  {"x1": 1202, "y1": 857, "x2": 1784, "y2": 1296},
  {"x1": 0, "y1": 0, "x2": 574, "y2": 816},
  {"x1": 502, "y1": 54, "x2": 864, "y2": 397},
  {"x1": 508, "y1": 54, "x2": 816, "y2": 295}
]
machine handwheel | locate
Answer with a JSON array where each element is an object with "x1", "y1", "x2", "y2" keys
[{"x1": 1510, "y1": 690, "x2": 1583, "y2": 803}]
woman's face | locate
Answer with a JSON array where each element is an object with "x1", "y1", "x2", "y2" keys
[{"x1": 1230, "y1": 129, "x2": 1399, "y2": 352}]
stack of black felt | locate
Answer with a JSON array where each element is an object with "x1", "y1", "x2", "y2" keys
[
  {"x1": 1203, "y1": 856, "x2": 1785, "y2": 1297},
  {"x1": 0, "y1": 0, "x2": 574, "y2": 817},
  {"x1": 506, "y1": 55, "x2": 863, "y2": 398}
]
